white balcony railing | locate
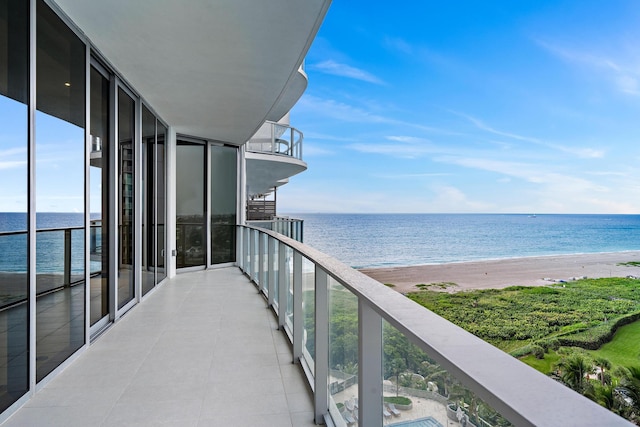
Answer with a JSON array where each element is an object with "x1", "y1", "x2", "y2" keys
[
  {"x1": 246, "y1": 217, "x2": 303, "y2": 242},
  {"x1": 238, "y1": 225, "x2": 631, "y2": 427},
  {"x1": 246, "y1": 121, "x2": 303, "y2": 161}
]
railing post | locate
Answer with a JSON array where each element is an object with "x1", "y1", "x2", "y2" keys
[
  {"x1": 270, "y1": 122, "x2": 275, "y2": 154},
  {"x1": 292, "y1": 251, "x2": 303, "y2": 362},
  {"x1": 267, "y1": 236, "x2": 276, "y2": 307},
  {"x1": 290, "y1": 127, "x2": 294, "y2": 157},
  {"x1": 64, "y1": 228, "x2": 72, "y2": 286},
  {"x1": 278, "y1": 241, "x2": 288, "y2": 329},
  {"x1": 359, "y1": 300, "x2": 383, "y2": 427},
  {"x1": 314, "y1": 267, "x2": 329, "y2": 424}
]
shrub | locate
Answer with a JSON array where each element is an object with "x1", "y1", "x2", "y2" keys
[
  {"x1": 531, "y1": 345, "x2": 545, "y2": 359},
  {"x1": 384, "y1": 396, "x2": 412, "y2": 406}
]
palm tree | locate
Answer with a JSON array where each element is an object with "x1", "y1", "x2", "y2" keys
[
  {"x1": 556, "y1": 353, "x2": 593, "y2": 393},
  {"x1": 593, "y1": 356, "x2": 612, "y2": 386},
  {"x1": 586, "y1": 383, "x2": 627, "y2": 417}
]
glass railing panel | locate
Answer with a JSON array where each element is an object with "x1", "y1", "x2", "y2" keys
[
  {"x1": 382, "y1": 321, "x2": 514, "y2": 427},
  {"x1": 272, "y1": 237, "x2": 279, "y2": 311},
  {"x1": 285, "y1": 245, "x2": 294, "y2": 332},
  {"x1": 328, "y1": 277, "x2": 359, "y2": 426},
  {"x1": 302, "y1": 256, "x2": 315, "y2": 373},
  {"x1": 261, "y1": 233, "x2": 268, "y2": 294},
  {"x1": 252, "y1": 229, "x2": 259, "y2": 283}
]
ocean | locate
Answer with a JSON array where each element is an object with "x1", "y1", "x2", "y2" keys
[
  {"x1": 293, "y1": 214, "x2": 640, "y2": 269},
  {"x1": 0, "y1": 212, "x2": 100, "y2": 274},
  {"x1": 3, "y1": 213, "x2": 640, "y2": 273}
]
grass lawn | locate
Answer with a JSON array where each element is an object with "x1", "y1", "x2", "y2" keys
[
  {"x1": 587, "y1": 320, "x2": 640, "y2": 369},
  {"x1": 520, "y1": 350, "x2": 561, "y2": 374}
]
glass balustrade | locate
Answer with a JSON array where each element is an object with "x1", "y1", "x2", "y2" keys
[{"x1": 238, "y1": 224, "x2": 629, "y2": 427}]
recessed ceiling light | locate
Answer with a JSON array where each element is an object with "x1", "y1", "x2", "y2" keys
[{"x1": 64, "y1": 82, "x2": 71, "y2": 87}]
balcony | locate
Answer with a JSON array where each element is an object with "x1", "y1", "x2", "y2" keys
[
  {"x1": 245, "y1": 122, "x2": 306, "y2": 197},
  {"x1": 2, "y1": 226, "x2": 632, "y2": 426},
  {"x1": 247, "y1": 217, "x2": 304, "y2": 242}
]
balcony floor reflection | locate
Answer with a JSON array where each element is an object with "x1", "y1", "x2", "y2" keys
[{"x1": 3, "y1": 268, "x2": 315, "y2": 427}]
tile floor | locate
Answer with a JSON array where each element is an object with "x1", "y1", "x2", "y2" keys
[{"x1": 3, "y1": 267, "x2": 316, "y2": 427}]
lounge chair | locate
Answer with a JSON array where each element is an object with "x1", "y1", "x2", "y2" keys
[
  {"x1": 387, "y1": 403, "x2": 401, "y2": 417},
  {"x1": 383, "y1": 406, "x2": 392, "y2": 418},
  {"x1": 342, "y1": 411, "x2": 356, "y2": 425},
  {"x1": 345, "y1": 398, "x2": 355, "y2": 412}
]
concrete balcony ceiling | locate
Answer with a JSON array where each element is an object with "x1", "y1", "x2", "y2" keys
[
  {"x1": 245, "y1": 152, "x2": 306, "y2": 196},
  {"x1": 55, "y1": 0, "x2": 329, "y2": 144}
]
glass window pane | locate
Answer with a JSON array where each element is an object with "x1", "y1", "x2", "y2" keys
[
  {"x1": 0, "y1": 0, "x2": 29, "y2": 411},
  {"x1": 141, "y1": 105, "x2": 155, "y2": 295},
  {"x1": 117, "y1": 87, "x2": 134, "y2": 309},
  {"x1": 89, "y1": 65, "x2": 109, "y2": 325},
  {"x1": 156, "y1": 123, "x2": 167, "y2": 283},
  {"x1": 210, "y1": 145, "x2": 236, "y2": 264},
  {"x1": 35, "y1": 0, "x2": 86, "y2": 382},
  {"x1": 176, "y1": 142, "x2": 205, "y2": 268}
]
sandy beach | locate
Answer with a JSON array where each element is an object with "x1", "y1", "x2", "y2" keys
[{"x1": 359, "y1": 251, "x2": 640, "y2": 294}]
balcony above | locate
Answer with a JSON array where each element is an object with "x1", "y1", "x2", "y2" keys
[
  {"x1": 245, "y1": 121, "x2": 306, "y2": 197},
  {"x1": 265, "y1": 65, "x2": 308, "y2": 123}
]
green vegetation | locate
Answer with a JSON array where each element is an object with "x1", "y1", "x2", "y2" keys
[
  {"x1": 384, "y1": 283, "x2": 395, "y2": 287},
  {"x1": 618, "y1": 261, "x2": 640, "y2": 267},
  {"x1": 406, "y1": 278, "x2": 640, "y2": 351},
  {"x1": 383, "y1": 396, "x2": 412, "y2": 406},
  {"x1": 406, "y1": 277, "x2": 640, "y2": 423},
  {"x1": 415, "y1": 282, "x2": 457, "y2": 290},
  {"x1": 588, "y1": 320, "x2": 640, "y2": 369}
]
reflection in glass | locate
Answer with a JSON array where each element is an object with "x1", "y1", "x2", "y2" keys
[
  {"x1": 285, "y1": 247, "x2": 293, "y2": 331},
  {"x1": 35, "y1": 0, "x2": 86, "y2": 382},
  {"x1": 302, "y1": 257, "x2": 315, "y2": 373},
  {"x1": 0, "y1": 0, "x2": 29, "y2": 410},
  {"x1": 176, "y1": 142, "x2": 205, "y2": 268},
  {"x1": 156, "y1": 123, "x2": 167, "y2": 283},
  {"x1": 210, "y1": 145, "x2": 236, "y2": 264},
  {"x1": 118, "y1": 87, "x2": 135, "y2": 309},
  {"x1": 142, "y1": 105, "x2": 155, "y2": 295},
  {"x1": 89, "y1": 66, "x2": 109, "y2": 325}
]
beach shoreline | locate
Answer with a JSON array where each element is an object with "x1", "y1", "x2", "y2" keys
[{"x1": 359, "y1": 251, "x2": 640, "y2": 294}]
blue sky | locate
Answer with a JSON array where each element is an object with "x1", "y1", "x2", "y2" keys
[{"x1": 279, "y1": 0, "x2": 640, "y2": 214}]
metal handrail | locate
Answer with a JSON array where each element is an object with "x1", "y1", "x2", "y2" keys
[
  {"x1": 238, "y1": 225, "x2": 631, "y2": 426},
  {"x1": 246, "y1": 121, "x2": 303, "y2": 161}
]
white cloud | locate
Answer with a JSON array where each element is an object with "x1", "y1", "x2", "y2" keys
[
  {"x1": 534, "y1": 38, "x2": 640, "y2": 97},
  {"x1": 451, "y1": 110, "x2": 605, "y2": 159},
  {"x1": 310, "y1": 60, "x2": 384, "y2": 85},
  {"x1": 0, "y1": 160, "x2": 27, "y2": 170}
]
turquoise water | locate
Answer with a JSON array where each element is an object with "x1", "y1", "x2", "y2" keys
[
  {"x1": 388, "y1": 416, "x2": 443, "y2": 427},
  {"x1": 294, "y1": 213, "x2": 640, "y2": 269}
]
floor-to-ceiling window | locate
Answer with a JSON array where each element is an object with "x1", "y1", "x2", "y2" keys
[
  {"x1": 117, "y1": 87, "x2": 135, "y2": 309},
  {"x1": 156, "y1": 123, "x2": 167, "y2": 283},
  {"x1": 210, "y1": 145, "x2": 237, "y2": 264},
  {"x1": 0, "y1": 0, "x2": 29, "y2": 411},
  {"x1": 35, "y1": 0, "x2": 86, "y2": 382},
  {"x1": 89, "y1": 64, "x2": 110, "y2": 327},
  {"x1": 142, "y1": 105, "x2": 155, "y2": 295},
  {"x1": 176, "y1": 142, "x2": 206, "y2": 268}
]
